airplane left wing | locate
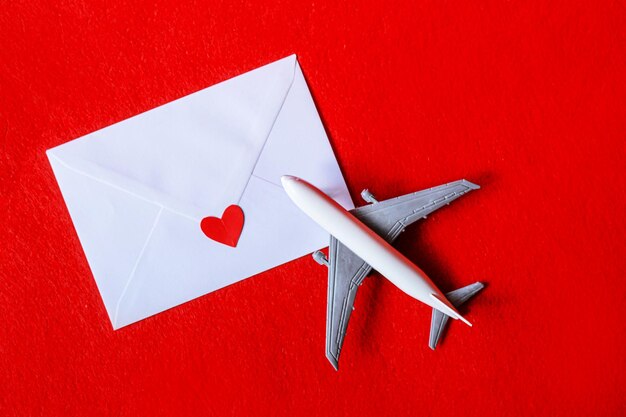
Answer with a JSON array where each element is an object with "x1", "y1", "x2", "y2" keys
[
  {"x1": 321, "y1": 179, "x2": 480, "y2": 369},
  {"x1": 325, "y1": 236, "x2": 373, "y2": 370}
]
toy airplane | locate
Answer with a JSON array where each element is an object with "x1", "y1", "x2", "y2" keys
[{"x1": 281, "y1": 175, "x2": 484, "y2": 370}]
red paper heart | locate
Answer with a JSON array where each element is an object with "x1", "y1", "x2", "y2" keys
[{"x1": 200, "y1": 205, "x2": 245, "y2": 248}]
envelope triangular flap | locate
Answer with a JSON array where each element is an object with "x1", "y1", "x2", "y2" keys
[{"x1": 48, "y1": 55, "x2": 298, "y2": 219}]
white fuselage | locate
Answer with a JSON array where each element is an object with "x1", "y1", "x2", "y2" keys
[{"x1": 281, "y1": 175, "x2": 468, "y2": 323}]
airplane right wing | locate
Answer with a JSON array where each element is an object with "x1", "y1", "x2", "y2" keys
[{"x1": 350, "y1": 179, "x2": 480, "y2": 240}]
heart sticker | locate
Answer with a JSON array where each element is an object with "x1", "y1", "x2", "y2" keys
[{"x1": 200, "y1": 205, "x2": 245, "y2": 248}]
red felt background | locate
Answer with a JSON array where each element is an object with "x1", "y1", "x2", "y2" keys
[{"x1": 1, "y1": 1, "x2": 625, "y2": 415}]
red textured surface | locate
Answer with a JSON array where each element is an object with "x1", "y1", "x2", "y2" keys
[{"x1": 1, "y1": 1, "x2": 625, "y2": 415}]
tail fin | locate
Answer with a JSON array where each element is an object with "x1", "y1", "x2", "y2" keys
[{"x1": 429, "y1": 282, "x2": 484, "y2": 350}]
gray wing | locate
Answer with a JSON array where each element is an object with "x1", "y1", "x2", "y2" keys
[
  {"x1": 325, "y1": 179, "x2": 480, "y2": 369},
  {"x1": 325, "y1": 236, "x2": 373, "y2": 370},
  {"x1": 350, "y1": 179, "x2": 480, "y2": 240}
]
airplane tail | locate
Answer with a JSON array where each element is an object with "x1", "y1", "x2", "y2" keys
[{"x1": 428, "y1": 282, "x2": 484, "y2": 350}]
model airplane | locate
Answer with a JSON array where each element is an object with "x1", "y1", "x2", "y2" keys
[{"x1": 281, "y1": 175, "x2": 484, "y2": 370}]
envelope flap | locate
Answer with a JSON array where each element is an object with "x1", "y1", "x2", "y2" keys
[{"x1": 48, "y1": 55, "x2": 298, "y2": 219}]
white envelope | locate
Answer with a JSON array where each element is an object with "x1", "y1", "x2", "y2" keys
[{"x1": 47, "y1": 55, "x2": 353, "y2": 329}]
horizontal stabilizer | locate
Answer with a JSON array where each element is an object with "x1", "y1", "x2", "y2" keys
[
  {"x1": 429, "y1": 293, "x2": 472, "y2": 326},
  {"x1": 429, "y1": 282, "x2": 484, "y2": 350}
]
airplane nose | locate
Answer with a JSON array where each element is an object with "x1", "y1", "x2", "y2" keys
[{"x1": 280, "y1": 175, "x2": 298, "y2": 188}]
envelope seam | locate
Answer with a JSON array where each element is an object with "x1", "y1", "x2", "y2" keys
[
  {"x1": 48, "y1": 153, "x2": 198, "y2": 221},
  {"x1": 236, "y1": 58, "x2": 298, "y2": 204},
  {"x1": 113, "y1": 206, "x2": 163, "y2": 328},
  {"x1": 250, "y1": 173, "x2": 283, "y2": 189}
]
